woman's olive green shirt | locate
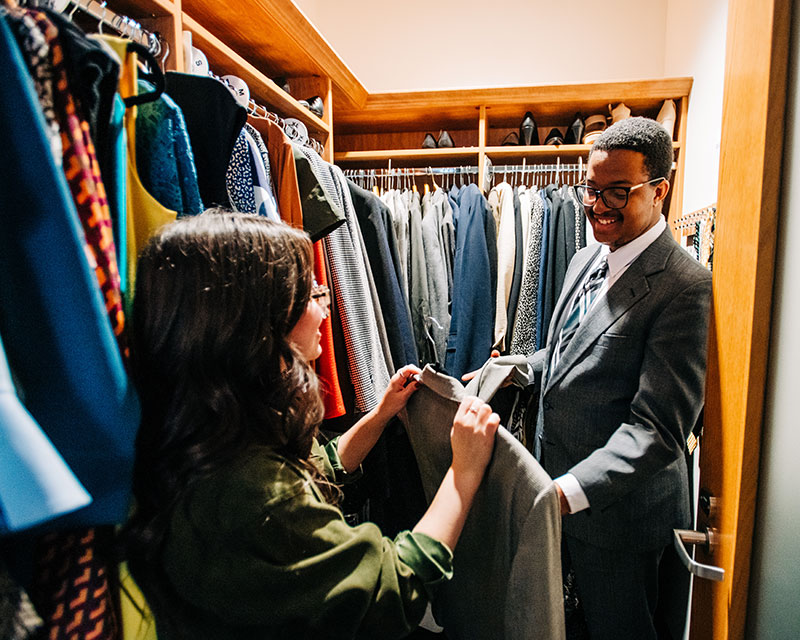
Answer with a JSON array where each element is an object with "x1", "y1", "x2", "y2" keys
[{"x1": 154, "y1": 437, "x2": 453, "y2": 639}]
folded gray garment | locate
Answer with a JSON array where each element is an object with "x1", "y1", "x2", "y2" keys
[
  {"x1": 463, "y1": 354, "x2": 530, "y2": 398},
  {"x1": 400, "y1": 361, "x2": 565, "y2": 640}
]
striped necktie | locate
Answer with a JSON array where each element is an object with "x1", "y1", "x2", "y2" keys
[{"x1": 549, "y1": 257, "x2": 608, "y2": 375}]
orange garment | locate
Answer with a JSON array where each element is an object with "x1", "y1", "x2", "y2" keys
[
  {"x1": 261, "y1": 117, "x2": 304, "y2": 230},
  {"x1": 314, "y1": 241, "x2": 345, "y2": 418}
]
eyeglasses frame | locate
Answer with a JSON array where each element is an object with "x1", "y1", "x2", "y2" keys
[
  {"x1": 310, "y1": 283, "x2": 331, "y2": 319},
  {"x1": 576, "y1": 177, "x2": 666, "y2": 209}
]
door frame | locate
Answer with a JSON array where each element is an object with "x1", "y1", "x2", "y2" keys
[{"x1": 691, "y1": 0, "x2": 790, "y2": 637}]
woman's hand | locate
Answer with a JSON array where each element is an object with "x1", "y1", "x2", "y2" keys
[
  {"x1": 450, "y1": 396, "x2": 500, "y2": 480},
  {"x1": 338, "y1": 365, "x2": 422, "y2": 472},
  {"x1": 412, "y1": 395, "x2": 500, "y2": 550},
  {"x1": 375, "y1": 364, "x2": 422, "y2": 421}
]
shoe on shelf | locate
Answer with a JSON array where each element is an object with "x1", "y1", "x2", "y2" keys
[
  {"x1": 544, "y1": 128, "x2": 565, "y2": 146},
  {"x1": 657, "y1": 99, "x2": 676, "y2": 138},
  {"x1": 565, "y1": 113, "x2": 584, "y2": 145},
  {"x1": 302, "y1": 95, "x2": 324, "y2": 118},
  {"x1": 422, "y1": 132, "x2": 437, "y2": 149},
  {"x1": 273, "y1": 76, "x2": 291, "y2": 94},
  {"x1": 501, "y1": 131, "x2": 519, "y2": 146},
  {"x1": 609, "y1": 102, "x2": 631, "y2": 123},
  {"x1": 582, "y1": 114, "x2": 608, "y2": 145},
  {"x1": 437, "y1": 130, "x2": 455, "y2": 148},
  {"x1": 519, "y1": 111, "x2": 539, "y2": 146}
]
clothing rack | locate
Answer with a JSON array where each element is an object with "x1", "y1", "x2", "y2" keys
[
  {"x1": 671, "y1": 203, "x2": 717, "y2": 231},
  {"x1": 208, "y1": 71, "x2": 325, "y2": 156},
  {"x1": 488, "y1": 159, "x2": 585, "y2": 188},
  {"x1": 343, "y1": 166, "x2": 479, "y2": 191},
  {"x1": 24, "y1": 0, "x2": 162, "y2": 56}
]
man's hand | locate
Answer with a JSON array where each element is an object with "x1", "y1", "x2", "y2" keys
[{"x1": 461, "y1": 350, "x2": 501, "y2": 382}]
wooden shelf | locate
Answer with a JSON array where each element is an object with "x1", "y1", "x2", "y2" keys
[
  {"x1": 335, "y1": 78, "x2": 693, "y2": 134},
  {"x1": 110, "y1": 0, "x2": 176, "y2": 18},
  {"x1": 181, "y1": 0, "x2": 367, "y2": 110},
  {"x1": 484, "y1": 141, "x2": 681, "y2": 160},
  {"x1": 182, "y1": 13, "x2": 329, "y2": 135}
]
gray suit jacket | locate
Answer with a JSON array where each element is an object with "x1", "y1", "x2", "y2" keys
[
  {"x1": 402, "y1": 360, "x2": 565, "y2": 640},
  {"x1": 530, "y1": 227, "x2": 712, "y2": 552}
]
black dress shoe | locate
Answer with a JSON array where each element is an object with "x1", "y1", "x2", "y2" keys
[
  {"x1": 437, "y1": 130, "x2": 455, "y2": 148},
  {"x1": 501, "y1": 131, "x2": 519, "y2": 146},
  {"x1": 565, "y1": 113, "x2": 584, "y2": 145},
  {"x1": 519, "y1": 111, "x2": 539, "y2": 146},
  {"x1": 544, "y1": 128, "x2": 564, "y2": 145},
  {"x1": 422, "y1": 132, "x2": 437, "y2": 149},
  {"x1": 302, "y1": 95, "x2": 324, "y2": 118}
]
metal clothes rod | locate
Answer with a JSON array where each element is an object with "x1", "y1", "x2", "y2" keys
[
  {"x1": 489, "y1": 163, "x2": 583, "y2": 172},
  {"x1": 43, "y1": 0, "x2": 161, "y2": 56},
  {"x1": 343, "y1": 166, "x2": 479, "y2": 177}
]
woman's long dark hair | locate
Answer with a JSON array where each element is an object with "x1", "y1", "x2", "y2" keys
[{"x1": 122, "y1": 211, "x2": 327, "y2": 619}]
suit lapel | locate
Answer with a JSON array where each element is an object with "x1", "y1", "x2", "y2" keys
[
  {"x1": 543, "y1": 228, "x2": 675, "y2": 394},
  {"x1": 545, "y1": 246, "x2": 601, "y2": 349}
]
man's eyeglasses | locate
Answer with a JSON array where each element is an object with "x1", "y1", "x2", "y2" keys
[
  {"x1": 311, "y1": 282, "x2": 331, "y2": 319},
  {"x1": 575, "y1": 177, "x2": 665, "y2": 209}
]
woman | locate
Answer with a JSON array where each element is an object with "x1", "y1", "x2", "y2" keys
[{"x1": 123, "y1": 211, "x2": 499, "y2": 639}]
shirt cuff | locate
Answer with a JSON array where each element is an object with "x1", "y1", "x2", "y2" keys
[
  {"x1": 394, "y1": 531, "x2": 454, "y2": 599},
  {"x1": 554, "y1": 473, "x2": 590, "y2": 514},
  {"x1": 313, "y1": 436, "x2": 364, "y2": 484}
]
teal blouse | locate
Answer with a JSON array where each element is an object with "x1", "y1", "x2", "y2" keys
[{"x1": 153, "y1": 437, "x2": 453, "y2": 639}]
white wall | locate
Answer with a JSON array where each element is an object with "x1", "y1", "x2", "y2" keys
[
  {"x1": 663, "y1": 0, "x2": 728, "y2": 214},
  {"x1": 295, "y1": 0, "x2": 728, "y2": 216},
  {"x1": 295, "y1": 0, "x2": 667, "y2": 92},
  {"x1": 746, "y1": 1, "x2": 800, "y2": 635}
]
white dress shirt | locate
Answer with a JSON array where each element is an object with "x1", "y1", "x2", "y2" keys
[{"x1": 555, "y1": 216, "x2": 667, "y2": 514}]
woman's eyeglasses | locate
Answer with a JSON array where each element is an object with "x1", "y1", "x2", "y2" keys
[{"x1": 311, "y1": 282, "x2": 331, "y2": 319}]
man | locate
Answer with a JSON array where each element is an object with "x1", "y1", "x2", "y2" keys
[{"x1": 528, "y1": 117, "x2": 711, "y2": 638}]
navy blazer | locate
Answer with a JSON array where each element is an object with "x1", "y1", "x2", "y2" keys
[{"x1": 445, "y1": 184, "x2": 496, "y2": 378}]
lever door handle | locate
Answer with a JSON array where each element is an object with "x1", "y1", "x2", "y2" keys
[{"x1": 673, "y1": 529, "x2": 725, "y2": 582}]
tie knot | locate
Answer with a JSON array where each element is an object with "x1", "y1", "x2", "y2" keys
[{"x1": 583, "y1": 258, "x2": 608, "y2": 292}]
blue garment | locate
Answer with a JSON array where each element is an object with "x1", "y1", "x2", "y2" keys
[
  {"x1": 108, "y1": 93, "x2": 128, "y2": 296},
  {"x1": 535, "y1": 189, "x2": 552, "y2": 349},
  {"x1": 244, "y1": 124, "x2": 280, "y2": 220},
  {"x1": 444, "y1": 184, "x2": 495, "y2": 378},
  {"x1": 226, "y1": 128, "x2": 257, "y2": 213},
  {"x1": 135, "y1": 80, "x2": 204, "y2": 217},
  {"x1": 0, "y1": 333, "x2": 91, "y2": 533},
  {"x1": 0, "y1": 17, "x2": 140, "y2": 528},
  {"x1": 447, "y1": 186, "x2": 461, "y2": 232}
]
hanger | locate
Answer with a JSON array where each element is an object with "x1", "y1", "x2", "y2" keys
[
  {"x1": 123, "y1": 41, "x2": 164, "y2": 106},
  {"x1": 67, "y1": 0, "x2": 83, "y2": 21},
  {"x1": 431, "y1": 167, "x2": 440, "y2": 191}
]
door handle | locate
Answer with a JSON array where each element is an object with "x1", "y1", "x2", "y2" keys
[{"x1": 673, "y1": 529, "x2": 725, "y2": 582}]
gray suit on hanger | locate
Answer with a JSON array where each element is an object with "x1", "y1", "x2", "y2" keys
[{"x1": 402, "y1": 358, "x2": 565, "y2": 640}]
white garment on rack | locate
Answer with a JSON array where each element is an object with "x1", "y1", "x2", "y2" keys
[{"x1": 492, "y1": 182, "x2": 516, "y2": 350}]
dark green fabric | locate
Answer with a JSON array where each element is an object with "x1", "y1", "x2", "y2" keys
[
  {"x1": 292, "y1": 146, "x2": 346, "y2": 242},
  {"x1": 153, "y1": 438, "x2": 452, "y2": 639}
]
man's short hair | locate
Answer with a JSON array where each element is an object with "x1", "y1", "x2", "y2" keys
[{"x1": 589, "y1": 117, "x2": 674, "y2": 181}]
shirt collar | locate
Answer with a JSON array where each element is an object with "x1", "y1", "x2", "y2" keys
[{"x1": 600, "y1": 216, "x2": 666, "y2": 278}]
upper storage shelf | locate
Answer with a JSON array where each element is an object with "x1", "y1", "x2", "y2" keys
[
  {"x1": 181, "y1": 0, "x2": 368, "y2": 111},
  {"x1": 335, "y1": 78, "x2": 692, "y2": 134}
]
